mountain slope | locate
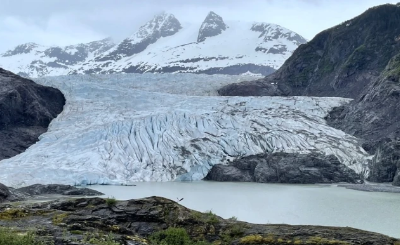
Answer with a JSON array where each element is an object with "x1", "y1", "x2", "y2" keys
[
  {"x1": 219, "y1": 3, "x2": 400, "y2": 185},
  {"x1": 0, "y1": 12, "x2": 306, "y2": 77},
  {"x1": 0, "y1": 68, "x2": 65, "y2": 160},
  {"x1": 0, "y1": 73, "x2": 369, "y2": 187},
  {"x1": 0, "y1": 38, "x2": 115, "y2": 77}
]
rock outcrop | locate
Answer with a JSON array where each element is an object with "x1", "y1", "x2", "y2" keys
[
  {"x1": 0, "y1": 183, "x2": 103, "y2": 203},
  {"x1": 197, "y1": 11, "x2": 227, "y2": 42},
  {"x1": 0, "y1": 68, "x2": 65, "y2": 160},
  {"x1": 95, "y1": 12, "x2": 182, "y2": 62},
  {"x1": 17, "y1": 184, "x2": 103, "y2": 197},
  {"x1": 204, "y1": 152, "x2": 361, "y2": 184},
  {"x1": 0, "y1": 183, "x2": 10, "y2": 203},
  {"x1": 0, "y1": 196, "x2": 397, "y2": 244},
  {"x1": 218, "y1": 3, "x2": 400, "y2": 185}
]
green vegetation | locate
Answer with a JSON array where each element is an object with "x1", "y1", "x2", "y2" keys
[
  {"x1": 149, "y1": 227, "x2": 210, "y2": 245},
  {"x1": 228, "y1": 216, "x2": 238, "y2": 221},
  {"x1": 385, "y1": 53, "x2": 400, "y2": 82},
  {"x1": 0, "y1": 228, "x2": 44, "y2": 245},
  {"x1": 0, "y1": 209, "x2": 27, "y2": 220},
  {"x1": 189, "y1": 210, "x2": 220, "y2": 225},
  {"x1": 344, "y1": 44, "x2": 371, "y2": 72},
  {"x1": 204, "y1": 210, "x2": 219, "y2": 225},
  {"x1": 105, "y1": 197, "x2": 117, "y2": 207},
  {"x1": 52, "y1": 213, "x2": 68, "y2": 225}
]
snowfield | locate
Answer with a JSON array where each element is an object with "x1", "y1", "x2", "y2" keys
[{"x1": 0, "y1": 74, "x2": 370, "y2": 187}]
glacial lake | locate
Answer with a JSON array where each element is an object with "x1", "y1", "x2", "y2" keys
[{"x1": 89, "y1": 181, "x2": 400, "y2": 238}]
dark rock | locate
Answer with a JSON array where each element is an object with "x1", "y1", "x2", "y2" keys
[
  {"x1": 367, "y1": 141, "x2": 400, "y2": 183},
  {"x1": 204, "y1": 152, "x2": 362, "y2": 184},
  {"x1": 205, "y1": 152, "x2": 361, "y2": 184},
  {"x1": 204, "y1": 164, "x2": 253, "y2": 182},
  {"x1": 218, "y1": 78, "x2": 284, "y2": 96},
  {"x1": 17, "y1": 184, "x2": 103, "y2": 196},
  {"x1": 0, "y1": 182, "x2": 103, "y2": 203},
  {"x1": 197, "y1": 11, "x2": 227, "y2": 42},
  {"x1": 393, "y1": 173, "x2": 400, "y2": 186},
  {"x1": 0, "y1": 68, "x2": 65, "y2": 160},
  {"x1": 0, "y1": 183, "x2": 10, "y2": 203}
]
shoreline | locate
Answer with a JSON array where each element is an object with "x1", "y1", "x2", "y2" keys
[{"x1": 336, "y1": 183, "x2": 400, "y2": 193}]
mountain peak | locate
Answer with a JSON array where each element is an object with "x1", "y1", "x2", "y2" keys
[
  {"x1": 2, "y1": 42, "x2": 40, "y2": 57},
  {"x1": 197, "y1": 11, "x2": 227, "y2": 42},
  {"x1": 134, "y1": 12, "x2": 182, "y2": 39}
]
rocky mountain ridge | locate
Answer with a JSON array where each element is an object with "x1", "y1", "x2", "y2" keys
[
  {"x1": 218, "y1": 3, "x2": 400, "y2": 186},
  {"x1": 0, "y1": 11, "x2": 306, "y2": 77}
]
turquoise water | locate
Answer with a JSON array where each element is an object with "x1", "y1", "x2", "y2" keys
[{"x1": 90, "y1": 181, "x2": 400, "y2": 238}]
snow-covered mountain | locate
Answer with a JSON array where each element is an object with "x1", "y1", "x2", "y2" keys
[
  {"x1": 0, "y1": 38, "x2": 115, "y2": 77},
  {"x1": 0, "y1": 12, "x2": 306, "y2": 78},
  {"x1": 0, "y1": 74, "x2": 369, "y2": 187}
]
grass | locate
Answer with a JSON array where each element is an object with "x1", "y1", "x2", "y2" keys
[{"x1": 0, "y1": 228, "x2": 44, "y2": 245}]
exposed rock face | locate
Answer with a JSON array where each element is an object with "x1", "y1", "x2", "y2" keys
[
  {"x1": 0, "y1": 196, "x2": 397, "y2": 244},
  {"x1": 96, "y1": 12, "x2": 182, "y2": 62},
  {"x1": 218, "y1": 3, "x2": 400, "y2": 185},
  {"x1": 197, "y1": 11, "x2": 227, "y2": 42},
  {"x1": 366, "y1": 141, "x2": 400, "y2": 183},
  {"x1": 0, "y1": 183, "x2": 10, "y2": 203},
  {"x1": 0, "y1": 68, "x2": 65, "y2": 160},
  {"x1": 204, "y1": 152, "x2": 361, "y2": 184}
]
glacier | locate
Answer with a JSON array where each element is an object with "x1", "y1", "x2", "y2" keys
[{"x1": 0, "y1": 74, "x2": 370, "y2": 187}]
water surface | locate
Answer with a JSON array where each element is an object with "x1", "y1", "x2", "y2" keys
[{"x1": 89, "y1": 181, "x2": 400, "y2": 238}]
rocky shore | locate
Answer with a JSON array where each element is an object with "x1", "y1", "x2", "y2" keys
[
  {"x1": 0, "y1": 183, "x2": 103, "y2": 203},
  {"x1": 0, "y1": 194, "x2": 398, "y2": 245},
  {"x1": 337, "y1": 183, "x2": 400, "y2": 193}
]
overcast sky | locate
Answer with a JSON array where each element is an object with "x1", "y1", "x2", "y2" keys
[{"x1": 0, "y1": 0, "x2": 398, "y2": 53}]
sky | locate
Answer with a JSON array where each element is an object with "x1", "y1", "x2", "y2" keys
[{"x1": 0, "y1": 0, "x2": 398, "y2": 53}]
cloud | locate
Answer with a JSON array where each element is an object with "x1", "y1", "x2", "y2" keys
[{"x1": 0, "y1": 0, "x2": 398, "y2": 53}]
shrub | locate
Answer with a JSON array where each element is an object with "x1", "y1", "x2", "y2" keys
[
  {"x1": 105, "y1": 197, "x2": 117, "y2": 207},
  {"x1": 204, "y1": 210, "x2": 219, "y2": 225},
  {"x1": 149, "y1": 227, "x2": 209, "y2": 245},
  {"x1": 0, "y1": 228, "x2": 44, "y2": 245}
]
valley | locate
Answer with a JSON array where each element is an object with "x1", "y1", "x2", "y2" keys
[{"x1": 1, "y1": 2, "x2": 400, "y2": 244}]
